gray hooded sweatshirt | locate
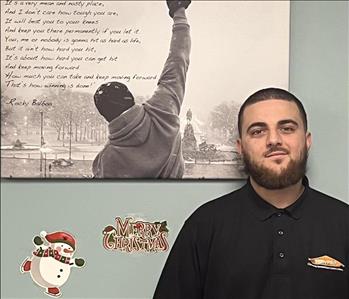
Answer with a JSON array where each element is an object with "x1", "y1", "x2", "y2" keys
[{"x1": 92, "y1": 11, "x2": 191, "y2": 178}]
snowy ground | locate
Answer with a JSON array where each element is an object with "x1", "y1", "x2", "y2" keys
[
  {"x1": 1, "y1": 132, "x2": 245, "y2": 179},
  {"x1": 1, "y1": 157, "x2": 245, "y2": 179}
]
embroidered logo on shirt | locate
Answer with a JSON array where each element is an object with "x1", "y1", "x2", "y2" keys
[{"x1": 307, "y1": 255, "x2": 345, "y2": 272}]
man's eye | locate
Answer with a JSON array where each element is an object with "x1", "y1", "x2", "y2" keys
[
  {"x1": 281, "y1": 127, "x2": 295, "y2": 133},
  {"x1": 251, "y1": 129, "x2": 264, "y2": 136}
]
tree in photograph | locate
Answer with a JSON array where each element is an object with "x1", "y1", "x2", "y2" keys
[
  {"x1": 209, "y1": 101, "x2": 240, "y2": 144},
  {"x1": 72, "y1": 92, "x2": 89, "y2": 142},
  {"x1": 0, "y1": 86, "x2": 25, "y2": 138},
  {"x1": 1, "y1": 86, "x2": 13, "y2": 134},
  {"x1": 28, "y1": 88, "x2": 107, "y2": 145},
  {"x1": 34, "y1": 88, "x2": 71, "y2": 142}
]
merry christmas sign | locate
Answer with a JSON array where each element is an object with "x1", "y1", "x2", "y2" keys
[{"x1": 103, "y1": 217, "x2": 169, "y2": 253}]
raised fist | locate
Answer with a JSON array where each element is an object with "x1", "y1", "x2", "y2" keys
[{"x1": 167, "y1": 0, "x2": 191, "y2": 18}]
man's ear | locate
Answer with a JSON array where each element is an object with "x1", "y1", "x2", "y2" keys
[
  {"x1": 306, "y1": 132, "x2": 312, "y2": 151},
  {"x1": 236, "y1": 138, "x2": 242, "y2": 155}
]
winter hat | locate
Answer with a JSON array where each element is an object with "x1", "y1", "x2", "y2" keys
[
  {"x1": 45, "y1": 231, "x2": 76, "y2": 250},
  {"x1": 94, "y1": 82, "x2": 135, "y2": 122}
]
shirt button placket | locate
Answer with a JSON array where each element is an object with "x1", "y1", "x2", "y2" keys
[{"x1": 272, "y1": 211, "x2": 288, "y2": 271}]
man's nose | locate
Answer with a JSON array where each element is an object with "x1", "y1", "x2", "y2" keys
[{"x1": 266, "y1": 129, "x2": 282, "y2": 147}]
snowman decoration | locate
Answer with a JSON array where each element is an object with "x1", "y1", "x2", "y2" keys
[{"x1": 20, "y1": 231, "x2": 85, "y2": 297}]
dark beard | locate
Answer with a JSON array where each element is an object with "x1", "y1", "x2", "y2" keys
[{"x1": 242, "y1": 146, "x2": 308, "y2": 190}]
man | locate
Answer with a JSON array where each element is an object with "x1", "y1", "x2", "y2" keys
[
  {"x1": 154, "y1": 88, "x2": 349, "y2": 299},
  {"x1": 92, "y1": 0, "x2": 191, "y2": 178}
]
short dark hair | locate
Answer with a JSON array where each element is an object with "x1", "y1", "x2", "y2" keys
[{"x1": 238, "y1": 88, "x2": 308, "y2": 136}]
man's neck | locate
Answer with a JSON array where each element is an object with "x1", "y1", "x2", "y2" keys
[{"x1": 250, "y1": 177, "x2": 305, "y2": 209}]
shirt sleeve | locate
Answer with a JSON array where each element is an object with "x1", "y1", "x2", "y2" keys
[
  {"x1": 146, "y1": 11, "x2": 191, "y2": 116},
  {"x1": 153, "y1": 219, "x2": 202, "y2": 299}
]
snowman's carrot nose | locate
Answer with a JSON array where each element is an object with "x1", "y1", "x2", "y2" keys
[{"x1": 64, "y1": 248, "x2": 74, "y2": 254}]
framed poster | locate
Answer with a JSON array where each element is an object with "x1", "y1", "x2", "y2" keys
[
  {"x1": 1, "y1": 1, "x2": 290, "y2": 179},
  {"x1": 2, "y1": 2, "x2": 349, "y2": 299}
]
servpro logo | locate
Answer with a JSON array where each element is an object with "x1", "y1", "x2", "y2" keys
[{"x1": 102, "y1": 217, "x2": 169, "y2": 253}]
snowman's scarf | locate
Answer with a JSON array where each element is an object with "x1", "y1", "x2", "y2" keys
[{"x1": 33, "y1": 247, "x2": 72, "y2": 265}]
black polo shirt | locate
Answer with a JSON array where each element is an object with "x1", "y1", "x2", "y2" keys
[{"x1": 154, "y1": 178, "x2": 349, "y2": 299}]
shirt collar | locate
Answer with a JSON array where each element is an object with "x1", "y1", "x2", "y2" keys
[{"x1": 244, "y1": 177, "x2": 309, "y2": 221}]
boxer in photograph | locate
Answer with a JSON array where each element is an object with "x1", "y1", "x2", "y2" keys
[{"x1": 93, "y1": 0, "x2": 191, "y2": 178}]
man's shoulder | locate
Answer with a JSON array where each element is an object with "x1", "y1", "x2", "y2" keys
[
  {"x1": 308, "y1": 187, "x2": 349, "y2": 218},
  {"x1": 187, "y1": 184, "x2": 247, "y2": 222}
]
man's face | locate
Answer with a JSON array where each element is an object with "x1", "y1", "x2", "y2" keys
[{"x1": 237, "y1": 99, "x2": 312, "y2": 189}]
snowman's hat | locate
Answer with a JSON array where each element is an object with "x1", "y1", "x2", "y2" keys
[{"x1": 45, "y1": 231, "x2": 76, "y2": 250}]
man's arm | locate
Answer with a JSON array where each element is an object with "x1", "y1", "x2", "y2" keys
[
  {"x1": 146, "y1": 6, "x2": 191, "y2": 116},
  {"x1": 153, "y1": 219, "x2": 202, "y2": 299},
  {"x1": 346, "y1": 208, "x2": 349, "y2": 298}
]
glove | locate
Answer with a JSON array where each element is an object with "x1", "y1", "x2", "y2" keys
[
  {"x1": 167, "y1": 0, "x2": 191, "y2": 18},
  {"x1": 33, "y1": 236, "x2": 44, "y2": 246},
  {"x1": 75, "y1": 258, "x2": 85, "y2": 267}
]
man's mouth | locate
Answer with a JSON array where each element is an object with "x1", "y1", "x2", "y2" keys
[{"x1": 265, "y1": 151, "x2": 288, "y2": 158}]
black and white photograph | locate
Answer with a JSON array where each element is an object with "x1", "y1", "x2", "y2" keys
[{"x1": 1, "y1": 0, "x2": 290, "y2": 179}]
